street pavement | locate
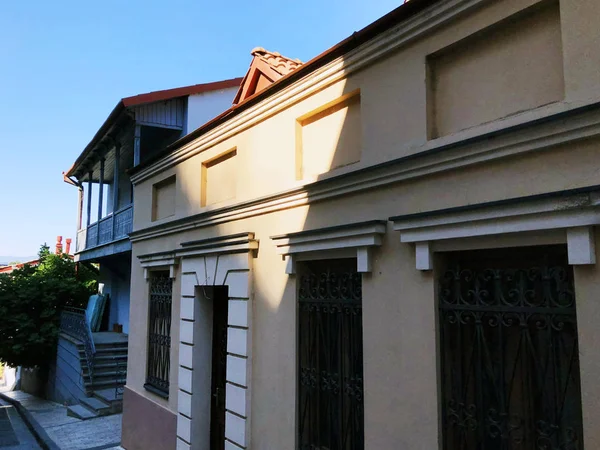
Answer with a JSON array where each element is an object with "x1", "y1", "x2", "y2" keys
[
  {"x1": 0, "y1": 397, "x2": 41, "y2": 449},
  {"x1": 1, "y1": 391, "x2": 123, "y2": 450}
]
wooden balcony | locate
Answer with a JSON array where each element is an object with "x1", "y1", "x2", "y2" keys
[{"x1": 76, "y1": 204, "x2": 133, "y2": 254}]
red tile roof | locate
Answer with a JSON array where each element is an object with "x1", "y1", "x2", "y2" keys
[
  {"x1": 250, "y1": 47, "x2": 303, "y2": 77},
  {"x1": 0, "y1": 259, "x2": 40, "y2": 274},
  {"x1": 233, "y1": 48, "x2": 303, "y2": 105},
  {"x1": 122, "y1": 78, "x2": 243, "y2": 107}
]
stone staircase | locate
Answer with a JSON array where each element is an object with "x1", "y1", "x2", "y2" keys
[{"x1": 67, "y1": 333, "x2": 128, "y2": 420}]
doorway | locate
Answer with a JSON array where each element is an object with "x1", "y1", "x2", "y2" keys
[{"x1": 209, "y1": 286, "x2": 229, "y2": 450}]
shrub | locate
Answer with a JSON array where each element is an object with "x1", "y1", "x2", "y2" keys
[{"x1": 0, "y1": 245, "x2": 97, "y2": 369}]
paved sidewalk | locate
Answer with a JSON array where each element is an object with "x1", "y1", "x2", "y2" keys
[
  {"x1": 0, "y1": 398, "x2": 41, "y2": 449},
  {"x1": 1, "y1": 391, "x2": 123, "y2": 450}
]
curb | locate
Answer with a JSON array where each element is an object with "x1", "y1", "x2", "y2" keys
[{"x1": 0, "y1": 392, "x2": 61, "y2": 450}]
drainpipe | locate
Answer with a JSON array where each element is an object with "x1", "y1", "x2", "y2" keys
[{"x1": 63, "y1": 173, "x2": 84, "y2": 232}]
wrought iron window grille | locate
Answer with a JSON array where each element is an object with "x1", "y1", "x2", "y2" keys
[
  {"x1": 298, "y1": 259, "x2": 365, "y2": 450},
  {"x1": 439, "y1": 248, "x2": 584, "y2": 450},
  {"x1": 145, "y1": 271, "x2": 173, "y2": 397}
]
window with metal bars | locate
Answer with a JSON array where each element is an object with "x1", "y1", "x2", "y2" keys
[
  {"x1": 297, "y1": 259, "x2": 364, "y2": 450},
  {"x1": 144, "y1": 271, "x2": 173, "y2": 397},
  {"x1": 439, "y1": 246, "x2": 584, "y2": 450}
]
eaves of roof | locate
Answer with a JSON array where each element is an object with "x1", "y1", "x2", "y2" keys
[
  {"x1": 65, "y1": 77, "x2": 243, "y2": 178},
  {"x1": 122, "y1": 77, "x2": 243, "y2": 107},
  {"x1": 129, "y1": 0, "x2": 439, "y2": 176}
]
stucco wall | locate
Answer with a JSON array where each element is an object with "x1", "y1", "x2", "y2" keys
[
  {"x1": 124, "y1": 0, "x2": 600, "y2": 448},
  {"x1": 133, "y1": 0, "x2": 600, "y2": 233},
  {"x1": 127, "y1": 255, "x2": 181, "y2": 412},
  {"x1": 127, "y1": 129, "x2": 600, "y2": 445},
  {"x1": 121, "y1": 387, "x2": 177, "y2": 450},
  {"x1": 429, "y1": 1, "x2": 564, "y2": 137},
  {"x1": 186, "y1": 87, "x2": 238, "y2": 134}
]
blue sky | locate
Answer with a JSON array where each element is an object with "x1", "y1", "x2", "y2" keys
[{"x1": 0, "y1": 0, "x2": 400, "y2": 257}]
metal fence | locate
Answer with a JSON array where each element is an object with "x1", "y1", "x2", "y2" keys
[{"x1": 60, "y1": 307, "x2": 96, "y2": 385}]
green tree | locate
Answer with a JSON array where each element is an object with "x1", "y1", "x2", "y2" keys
[{"x1": 0, "y1": 245, "x2": 97, "y2": 369}]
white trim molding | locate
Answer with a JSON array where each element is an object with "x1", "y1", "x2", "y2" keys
[
  {"x1": 178, "y1": 232, "x2": 258, "y2": 259},
  {"x1": 139, "y1": 251, "x2": 178, "y2": 279},
  {"x1": 390, "y1": 187, "x2": 600, "y2": 270},
  {"x1": 170, "y1": 232, "x2": 257, "y2": 450},
  {"x1": 137, "y1": 233, "x2": 258, "y2": 280},
  {"x1": 271, "y1": 220, "x2": 387, "y2": 274},
  {"x1": 129, "y1": 104, "x2": 600, "y2": 245},
  {"x1": 567, "y1": 227, "x2": 596, "y2": 265}
]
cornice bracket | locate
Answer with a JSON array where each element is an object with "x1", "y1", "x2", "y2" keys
[{"x1": 271, "y1": 220, "x2": 387, "y2": 274}]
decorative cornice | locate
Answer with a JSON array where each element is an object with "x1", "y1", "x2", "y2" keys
[
  {"x1": 139, "y1": 251, "x2": 178, "y2": 279},
  {"x1": 389, "y1": 186, "x2": 600, "y2": 270},
  {"x1": 130, "y1": 0, "x2": 488, "y2": 185},
  {"x1": 271, "y1": 220, "x2": 387, "y2": 273},
  {"x1": 137, "y1": 233, "x2": 258, "y2": 275},
  {"x1": 129, "y1": 103, "x2": 600, "y2": 244},
  {"x1": 389, "y1": 187, "x2": 600, "y2": 241},
  {"x1": 178, "y1": 232, "x2": 258, "y2": 258}
]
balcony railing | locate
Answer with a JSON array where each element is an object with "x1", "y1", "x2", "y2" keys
[{"x1": 76, "y1": 204, "x2": 133, "y2": 252}]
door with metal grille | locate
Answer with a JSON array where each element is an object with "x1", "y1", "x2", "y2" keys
[
  {"x1": 439, "y1": 246, "x2": 584, "y2": 449},
  {"x1": 298, "y1": 259, "x2": 364, "y2": 450}
]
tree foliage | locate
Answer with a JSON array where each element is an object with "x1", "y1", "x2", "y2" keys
[{"x1": 0, "y1": 245, "x2": 97, "y2": 368}]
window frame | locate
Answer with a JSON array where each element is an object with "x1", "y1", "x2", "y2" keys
[{"x1": 144, "y1": 269, "x2": 174, "y2": 398}]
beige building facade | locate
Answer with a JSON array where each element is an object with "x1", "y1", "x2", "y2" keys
[{"x1": 122, "y1": 0, "x2": 600, "y2": 448}]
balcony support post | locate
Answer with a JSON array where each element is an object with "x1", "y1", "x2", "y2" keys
[
  {"x1": 133, "y1": 124, "x2": 141, "y2": 166},
  {"x1": 97, "y1": 158, "x2": 105, "y2": 246},
  {"x1": 86, "y1": 171, "x2": 93, "y2": 248},
  {"x1": 77, "y1": 183, "x2": 83, "y2": 231},
  {"x1": 112, "y1": 143, "x2": 121, "y2": 238},
  {"x1": 86, "y1": 171, "x2": 93, "y2": 228}
]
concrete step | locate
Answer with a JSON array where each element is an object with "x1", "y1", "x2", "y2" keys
[
  {"x1": 79, "y1": 396, "x2": 111, "y2": 416},
  {"x1": 95, "y1": 345, "x2": 128, "y2": 352},
  {"x1": 93, "y1": 388, "x2": 124, "y2": 414},
  {"x1": 81, "y1": 359, "x2": 127, "y2": 370},
  {"x1": 84, "y1": 378, "x2": 126, "y2": 391},
  {"x1": 67, "y1": 404, "x2": 98, "y2": 420},
  {"x1": 89, "y1": 355, "x2": 127, "y2": 364},
  {"x1": 83, "y1": 361, "x2": 127, "y2": 372},
  {"x1": 78, "y1": 342, "x2": 128, "y2": 349},
  {"x1": 83, "y1": 368, "x2": 126, "y2": 377},
  {"x1": 80, "y1": 349, "x2": 128, "y2": 359},
  {"x1": 82, "y1": 356, "x2": 127, "y2": 368},
  {"x1": 83, "y1": 370, "x2": 125, "y2": 382},
  {"x1": 78, "y1": 342, "x2": 127, "y2": 349},
  {"x1": 79, "y1": 342, "x2": 128, "y2": 349},
  {"x1": 94, "y1": 340, "x2": 128, "y2": 347},
  {"x1": 94, "y1": 388, "x2": 122, "y2": 404}
]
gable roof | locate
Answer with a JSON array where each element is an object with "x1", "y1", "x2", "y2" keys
[
  {"x1": 65, "y1": 77, "x2": 243, "y2": 178},
  {"x1": 233, "y1": 48, "x2": 303, "y2": 105}
]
